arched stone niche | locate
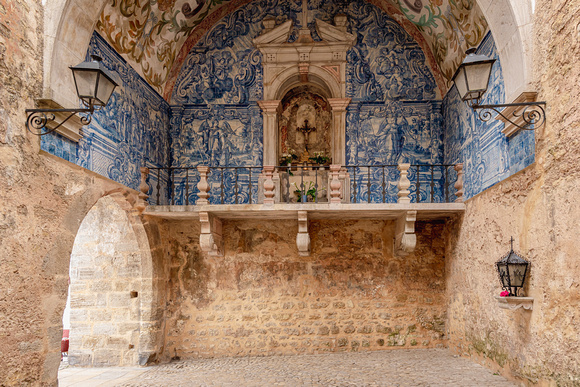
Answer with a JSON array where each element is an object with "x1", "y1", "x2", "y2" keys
[
  {"x1": 254, "y1": 17, "x2": 355, "y2": 167},
  {"x1": 279, "y1": 85, "x2": 332, "y2": 163}
]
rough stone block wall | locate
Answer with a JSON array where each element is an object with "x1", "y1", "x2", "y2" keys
[
  {"x1": 159, "y1": 219, "x2": 447, "y2": 359},
  {"x1": 444, "y1": 1, "x2": 580, "y2": 385},
  {"x1": 68, "y1": 196, "x2": 143, "y2": 366}
]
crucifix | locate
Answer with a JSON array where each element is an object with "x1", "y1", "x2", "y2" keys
[{"x1": 298, "y1": 119, "x2": 316, "y2": 162}]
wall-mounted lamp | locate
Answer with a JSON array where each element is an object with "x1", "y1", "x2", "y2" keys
[
  {"x1": 25, "y1": 55, "x2": 118, "y2": 136},
  {"x1": 496, "y1": 237, "x2": 530, "y2": 297},
  {"x1": 452, "y1": 48, "x2": 546, "y2": 131}
]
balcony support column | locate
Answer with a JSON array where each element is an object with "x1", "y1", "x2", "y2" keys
[
  {"x1": 395, "y1": 210, "x2": 416, "y2": 256},
  {"x1": 296, "y1": 210, "x2": 310, "y2": 256},
  {"x1": 199, "y1": 212, "x2": 223, "y2": 256}
]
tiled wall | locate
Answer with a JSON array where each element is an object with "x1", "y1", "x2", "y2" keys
[
  {"x1": 443, "y1": 32, "x2": 535, "y2": 199},
  {"x1": 170, "y1": 0, "x2": 444, "y2": 204},
  {"x1": 41, "y1": 9, "x2": 533, "y2": 204}
]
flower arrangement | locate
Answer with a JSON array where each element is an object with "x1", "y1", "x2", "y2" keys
[
  {"x1": 309, "y1": 151, "x2": 331, "y2": 165},
  {"x1": 500, "y1": 290, "x2": 509, "y2": 297},
  {"x1": 280, "y1": 149, "x2": 298, "y2": 165},
  {"x1": 293, "y1": 181, "x2": 316, "y2": 202}
]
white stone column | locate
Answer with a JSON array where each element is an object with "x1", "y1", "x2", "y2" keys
[
  {"x1": 196, "y1": 166, "x2": 210, "y2": 205},
  {"x1": 328, "y1": 98, "x2": 351, "y2": 166},
  {"x1": 397, "y1": 163, "x2": 411, "y2": 204},
  {"x1": 454, "y1": 163, "x2": 464, "y2": 203},
  {"x1": 329, "y1": 164, "x2": 342, "y2": 204},
  {"x1": 258, "y1": 100, "x2": 281, "y2": 167}
]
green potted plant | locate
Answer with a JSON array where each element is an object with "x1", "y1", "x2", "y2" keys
[
  {"x1": 309, "y1": 151, "x2": 331, "y2": 166},
  {"x1": 293, "y1": 181, "x2": 317, "y2": 202}
]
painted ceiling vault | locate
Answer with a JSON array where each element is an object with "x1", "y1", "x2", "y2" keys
[{"x1": 96, "y1": 0, "x2": 488, "y2": 100}]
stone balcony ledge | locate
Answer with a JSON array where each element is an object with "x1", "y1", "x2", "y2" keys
[
  {"x1": 144, "y1": 202, "x2": 465, "y2": 220},
  {"x1": 143, "y1": 202, "x2": 464, "y2": 257}
]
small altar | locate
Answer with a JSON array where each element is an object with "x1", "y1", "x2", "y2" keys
[{"x1": 279, "y1": 167, "x2": 330, "y2": 203}]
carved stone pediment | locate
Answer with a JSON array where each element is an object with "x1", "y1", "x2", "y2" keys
[
  {"x1": 315, "y1": 19, "x2": 355, "y2": 45},
  {"x1": 253, "y1": 20, "x2": 293, "y2": 46}
]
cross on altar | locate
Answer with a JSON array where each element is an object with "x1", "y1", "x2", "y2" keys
[{"x1": 298, "y1": 119, "x2": 316, "y2": 162}]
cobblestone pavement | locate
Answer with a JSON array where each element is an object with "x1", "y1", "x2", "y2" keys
[{"x1": 59, "y1": 349, "x2": 517, "y2": 387}]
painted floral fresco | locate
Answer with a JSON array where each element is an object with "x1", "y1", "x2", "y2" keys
[
  {"x1": 393, "y1": 0, "x2": 489, "y2": 81},
  {"x1": 41, "y1": 32, "x2": 171, "y2": 198},
  {"x1": 95, "y1": 0, "x2": 488, "y2": 96},
  {"x1": 443, "y1": 32, "x2": 534, "y2": 199}
]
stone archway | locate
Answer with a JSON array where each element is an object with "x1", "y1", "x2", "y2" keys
[
  {"x1": 66, "y1": 193, "x2": 162, "y2": 367},
  {"x1": 22, "y1": 173, "x2": 167, "y2": 386}
]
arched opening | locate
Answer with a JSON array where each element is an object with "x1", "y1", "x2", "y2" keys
[{"x1": 62, "y1": 194, "x2": 158, "y2": 367}]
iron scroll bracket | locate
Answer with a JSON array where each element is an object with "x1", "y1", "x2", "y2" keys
[
  {"x1": 25, "y1": 107, "x2": 94, "y2": 136},
  {"x1": 472, "y1": 101, "x2": 546, "y2": 131}
]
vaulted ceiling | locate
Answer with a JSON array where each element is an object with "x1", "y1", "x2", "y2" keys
[{"x1": 96, "y1": 0, "x2": 488, "y2": 100}]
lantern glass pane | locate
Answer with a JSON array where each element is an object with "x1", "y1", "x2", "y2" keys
[
  {"x1": 453, "y1": 67, "x2": 469, "y2": 100},
  {"x1": 507, "y1": 263, "x2": 527, "y2": 287},
  {"x1": 95, "y1": 75, "x2": 117, "y2": 106},
  {"x1": 72, "y1": 69, "x2": 98, "y2": 100},
  {"x1": 497, "y1": 263, "x2": 509, "y2": 287},
  {"x1": 465, "y1": 62, "x2": 493, "y2": 93}
]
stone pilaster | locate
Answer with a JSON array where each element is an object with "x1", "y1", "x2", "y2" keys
[
  {"x1": 258, "y1": 100, "x2": 281, "y2": 166},
  {"x1": 328, "y1": 98, "x2": 351, "y2": 166}
]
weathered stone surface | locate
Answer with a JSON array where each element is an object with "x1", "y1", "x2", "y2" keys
[
  {"x1": 158, "y1": 219, "x2": 447, "y2": 359},
  {"x1": 67, "y1": 196, "x2": 148, "y2": 367},
  {"x1": 445, "y1": 2, "x2": 580, "y2": 385}
]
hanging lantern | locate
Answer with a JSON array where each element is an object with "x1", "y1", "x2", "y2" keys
[{"x1": 496, "y1": 237, "x2": 530, "y2": 297}]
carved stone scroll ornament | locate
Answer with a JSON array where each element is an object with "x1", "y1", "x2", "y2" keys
[
  {"x1": 296, "y1": 210, "x2": 311, "y2": 256},
  {"x1": 395, "y1": 210, "x2": 417, "y2": 256},
  {"x1": 199, "y1": 212, "x2": 223, "y2": 256}
]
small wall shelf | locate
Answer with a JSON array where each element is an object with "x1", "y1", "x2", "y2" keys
[{"x1": 495, "y1": 296, "x2": 534, "y2": 311}]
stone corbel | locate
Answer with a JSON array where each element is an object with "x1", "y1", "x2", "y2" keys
[
  {"x1": 199, "y1": 212, "x2": 223, "y2": 256},
  {"x1": 395, "y1": 211, "x2": 417, "y2": 256},
  {"x1": 296, "y1": 210, "x2": 310, "y2": 256},
  {"x1": 495, "y1": 296, "x2": 534, "y2": 311}
]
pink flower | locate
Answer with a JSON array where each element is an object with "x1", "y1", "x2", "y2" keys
[{"x1": 500, "y1": 290, "x2": 509, "y2": 297}]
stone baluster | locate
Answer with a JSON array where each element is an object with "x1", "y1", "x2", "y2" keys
[
  {"x1": 263, "y1": 166, "x2": 276, "y2": 205},
  {"x1": 136, "y1": 167, "x2": 150, "y2": 213},
  {"x1": 197, "y1": 166, "x2": 210, "y2": 205},
  {"x1": 454, "y1": 163, "x2": 464, "y2": 203},
  {"x1": 330, "y1": 164, "x2": 342, "y2": 204},
  {"x1": 397, "y1": 163, "x2": 411, "y2": 204}
]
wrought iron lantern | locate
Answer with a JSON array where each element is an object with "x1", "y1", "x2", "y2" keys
[
  {"x1": 496, "y1": 237, "x2": 530, "y2": 297},
  {"x1": 25, "y1": 55, "x2": 118, "y2": 136},
  {"x1": 452, "y1": 48, "x2": 546, "y2": 130},
  {"x1": 451, "y1": 48, "x2": 496, "y2": 106}
]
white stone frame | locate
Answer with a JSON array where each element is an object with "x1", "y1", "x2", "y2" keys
[{"x1": 253, "y1": 17, "x2": 355, "y2": 167}]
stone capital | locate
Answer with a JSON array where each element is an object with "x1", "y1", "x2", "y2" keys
[
  {"x1": 258, "y1": 100, "x2": 281, "y2": 113},
  {"x1": 328, "y1": 98, "x2": 351, "y2": 112}
]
